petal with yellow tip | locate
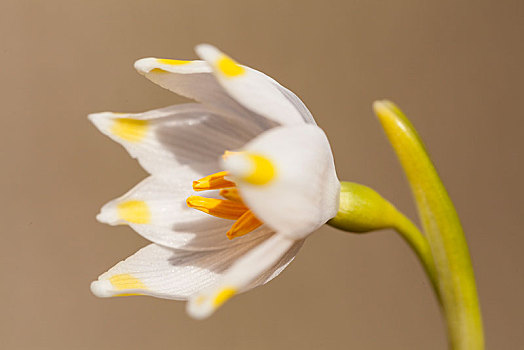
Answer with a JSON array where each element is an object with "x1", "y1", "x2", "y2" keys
[
  {"x1": 217, "y1": 55, "x2": 245, "y2": 77},
  {"x1": 195, "y1": 44, "x2": 312, "y2": 126},
  {"x1": 134, "y1": 57, "x2": 272, "y2": 130},
  {"x1": 91, "y1": 236, "x2": 298, "y2": 301},
  {"x1": 117, "y1": 200, "x2": 151, "y2": 224},
  {"x1": 223, "y1": 152, "x2": 276, "y2": 186},
  {"x1": 89, "y1": 103, "x2": 260, "y2": 175},
  {"x1": 111, "y1": 118, "x2": 148, "y2": 142},
  {"x1": 186, "y1": 234, "x2": 301, "y2": 319},
  {"x1": 97, "y1": 174, "x2": 271, "y2": 251}
]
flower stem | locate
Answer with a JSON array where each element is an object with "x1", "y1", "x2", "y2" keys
[
  {"x1": 373, "y1": 100, "x2": 484, "y2": 350},
  {"x1": 328, "y1": 182, "x2": 439, "y2": 300},
  {"x1": 388, "y1": 206, "x2": 440, "y2": 301}
]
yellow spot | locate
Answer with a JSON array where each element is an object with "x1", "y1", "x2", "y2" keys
[
  {"x1": 193, "y1": 171, "x2": 236, "y2": 192},
  {"x1": 156, "y1": 58, "x2": 191, "y2": 66},
  {"x1": 213, "y1": 287, "x2": 236, "y2": 308},
  {"x1": 117, "y1": 200, "x2": 151, "y2": 224},
  {"x1": 150, "y1": 68, "x2": 168, "y2": 74},
  {"x1": 113, "y1": 293, "x2": 144, "y2": 297},
  {"x1": 110, "y1": 274, "x2": 147, "y2": 293},
  {"x1": 217, "y1": 55, "x2": 245, "y2": 77},
  {"x1": 186, "y1": 196, "x2": 248, "y2": 220},
  {"x1": 227, "y1": 210, "x2": 263, "y2": 240},
  {"x1": 195, "y1": 295, "x2": 206, "y2": 305},
  {"x1": 111, "y1": 118, "x2": 148, "y2": 142},
  {"x1": 243, "y1": 153, "x2": 276, "y2": 185}
]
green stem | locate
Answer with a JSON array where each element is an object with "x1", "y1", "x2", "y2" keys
[
  {"x1": 373, "y1": 101, "x2": 484, "y2": 350},
  {"x1": 389, "y1": 207, "x2": 440, "y2": 301},
  {"x1": 328, "y1": 182, "x2": 440, "y2": 301}
]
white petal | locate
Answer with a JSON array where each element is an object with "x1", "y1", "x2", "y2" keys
[
  {"x1": 222, "y1": 125, "x2": 340, "y2": 240},
  {"x1": 91, "y1": 237, "x2": 277, "y2": 300},
  {"x1": 244, "y1": 238, "x2": 304, "y2": 288},
  {"x1": 186, "y1": 234, "x2": 302, "y2": 319},
  {"x1": 274, "y1": 84, "x2": 316, "y2": 125},
  {"x1": 89, "y1": 103, "x2": 263, "y2": 176},
  {"x1": 97, "y1": 169, "x2": 272, "y2": 251},
  {"x1": 195, "y1": 44, "x2": 313, "y2": 126},
  {"x1": 134, "y1": 58, "x2": 275, "y2": 131}
]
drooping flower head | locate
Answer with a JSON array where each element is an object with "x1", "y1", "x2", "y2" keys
[{"x1": 89, "y1": 44, "x2": 340, "y2": 319}]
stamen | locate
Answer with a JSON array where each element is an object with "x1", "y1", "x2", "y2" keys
[
  {"x1": 227, "y1": 210, "x2": 263, "y2": 240},
  {"x1": 193, "y1": 171, "x2": 236, "y2": 192},
  {"x1": 186, "y1": 196, "x2": 248, "y2": 220},
  {"x1": 219, "y1": 188, "x2": 243, "y2": 203},
  {"x1": 187, "y1": 156, "x2": 267, "y2": 241}
]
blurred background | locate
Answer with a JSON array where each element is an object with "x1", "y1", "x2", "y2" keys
[{"x1": 1, "y1": 0, "x2": 522, "y2": 349}]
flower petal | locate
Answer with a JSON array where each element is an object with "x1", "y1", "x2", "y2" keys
[
  {"x1": 89, "y1": 103, "x2": 263, "y2": 176},
  {"x1": 97, "y1": 169, "x2": 272, "y2": 251},
  {"x1": 91, "y1": 237, "x2": 277, "y2": 300},
  {"x1": 134, "y1": 58, "x2": 275, "y2": 131},
  {"x1": 195, "y1": 44, "x2": 313, "y2": 126},
  {"x1": 222, "y1": 125, "x2": 340, "y2": 240},
  {"x1": 186, "y1": 234, "x2": 302, "y2": 319}
]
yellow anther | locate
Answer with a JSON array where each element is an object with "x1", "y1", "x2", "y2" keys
[
  {"x1": 187, "y1": 156, "x2": 269, "y2": 241},
  {"x1": 217, "y1": 55, "x2": 245, "y2": 77},
  {"x1": 242, "y1": 153, "x2": 276, "y2": 185},
  {"x1": 193, "y1": 171, "x2": 236, "y2": 191},
  {"x1": 111, "y1": 118, "x2": 148, "y2": 142},
  {"x1": 227, "y1": 210, "x2": 263, "y2": 240},
  {"x1": 186, "y1": 196, "x2": 248, "y2": 220},
  {"x1": 213, "y1": 287, "x2": 236, "y2": 307},
  {"x1": 117, "y1": 200, "x2": 151, "y2": 224},
  {"x1": 219, "y1": 188, "x2": 243, "y2": 203}
]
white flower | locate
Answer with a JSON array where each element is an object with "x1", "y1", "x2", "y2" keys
[{"x1": 89, "y1": 44, "x2": 340, "y2": 319}]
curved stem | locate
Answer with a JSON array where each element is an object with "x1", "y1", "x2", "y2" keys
[
  {"x1": 389, "y1": 207, "x2": 440, "y2": 301},
  {"x1": 328, "y1": 182, "x2": 439, "y2": 301}
]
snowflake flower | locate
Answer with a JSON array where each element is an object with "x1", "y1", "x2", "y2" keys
[{"x1": 89, "y1": 44, "x2": 339, "y2": 318}]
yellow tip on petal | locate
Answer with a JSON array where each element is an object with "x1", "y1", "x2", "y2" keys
[
  {"x1": 222, "y1": 150, "x2": 242, "y2": 160},
  {"x1": 109, "y1": 274, "x2": 147, "y2": 291},
  {"x1": 117, "y1": 200, "x2": 151, "y2": 224},
  {"x1": 213, "y1": 287, "x2": 236, "y2": 308},
  {"x1": 217, "y1": 55, "x2": 245, "y2": 77},
  {"x1": 111, "y1": 118, "x2": 148, "y2": 142},
  {"x1": 156, "y1": 58, "x2": 191, "y2": 66},
  {"x1": 229, "y1": 153, "x2": 276, "y2": 186}
]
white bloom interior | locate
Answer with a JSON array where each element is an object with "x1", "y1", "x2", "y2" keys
[
  {"x1": 222, "y1": 125, "x2": 340, "y2": 240},
  {"x1": 90, "y1": 44, "x2": 339, "y2": 318}
]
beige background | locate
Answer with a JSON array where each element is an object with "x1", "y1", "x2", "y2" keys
[{"x1": 1, "y1": 0, "x2": 523, "y2": 349}]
